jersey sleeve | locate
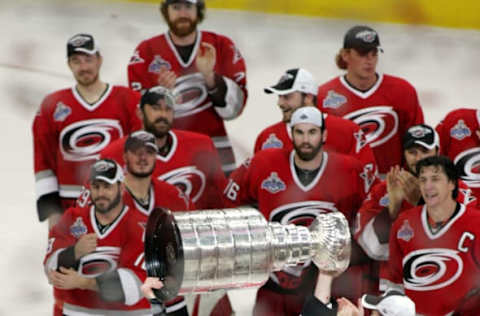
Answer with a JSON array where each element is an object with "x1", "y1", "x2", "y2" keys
[
  {"x1": 123, "y1": 89, "x2": 142, "y2": 133},
  {"x1": 380, "y1": 219, "x2": 405, "y2": 292},
  {"x1": 32, "y1": 97, "x2": 62, "y2": 221},
  {"x1": 354, "y1": 183, "x2": 391, "y2": 261},
  {"x1": 44, "y1": 209, "x2": 77, "y2": 273},
  {"x1": 435, "y1": 117, "x2": 452, "y2": 156},
  {"x1": 212, "y1": 36, "x2": 248, "y2": 120},
  {"x1": 350, "y1": 127, "x2": 379, "y2": 191},
  {"x1": 223, "y1": 156, "x2": 258, "y2": 207},
  {"x1": 398, "y1": 81, "x2": 424, "y2": 137},
  {"x1": 127, "y1": 41, "x2": 151, "y2": 92}
]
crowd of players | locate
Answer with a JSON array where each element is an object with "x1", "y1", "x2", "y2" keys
[{"x1": 32, "y1": 0, "x2": 480, "y2": 315}]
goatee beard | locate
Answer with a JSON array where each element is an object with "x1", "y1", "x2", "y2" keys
[
  {"x1": 168, "y1": 18, "x2": 197, "y2": 38},
  {"x1": 94, "y1": 192, "x2": 122, "y2": 214}
]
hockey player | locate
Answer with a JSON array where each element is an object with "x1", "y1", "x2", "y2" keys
[
  {"x1": 224, "y1": 107, "x2": 374, "y2": 316},
  {"x1": 33, "y1": 33, "x2": 141, "y2": 228},
  {"x1": 436, "y1": 108, "x2": 480, "y2": 198},
  {"x1": 384, "y1": 156, "x2": 480, "y2": 315},
  {"x1": 256, "y1": 67, "x2": 378, "y2": 190},
  {"x1": 45, "y1": 159, "x2": 151, "y2": 315},
  {"x1": 101, "y1": 86, "x2": 227, "y2": 210},
  {"x1": 127, "y1": 0, "x2": 248, "y2": 174},
  {"x1": 317, "y1": 25, "x2": 424, "y2": 176},
  {"x1": 354, "y1": 124, "x2": 476, "y2": 293}
]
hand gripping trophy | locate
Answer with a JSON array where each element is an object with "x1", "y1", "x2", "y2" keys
[{"x1": 144, "y1": 207, "x2": 351, "y2": 302}]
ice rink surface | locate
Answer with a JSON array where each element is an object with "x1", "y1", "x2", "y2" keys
[{"x1": 1, "y1": 0, "x2": 479, "y2": 314}]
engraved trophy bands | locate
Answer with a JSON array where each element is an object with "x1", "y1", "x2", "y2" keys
[{"x1": 144, "y1": 207, "x2": 351, "y2": 302}]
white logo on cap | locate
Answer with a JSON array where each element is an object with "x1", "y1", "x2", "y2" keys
[
  {"x1": 69, "y1": 35, "x2": 91, "y2": 47},
  {"x1": 279, "y1": 73, "x2": 294, "y2": 84},
  {"x1": 409, "y1": 125, "x2": 432, "y2": 138},
  {"x1": 94, "y1": 160, "x2": 115, "y2": 172},
  {"x1": 355, "y1": 30, "x2": 377, "y2": 43}
]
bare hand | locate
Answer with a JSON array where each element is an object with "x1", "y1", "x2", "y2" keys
[
  {"x1": 386, "y1": 166, "x2": 404, "y2": 219},
  {"x1": 397, "y1": 169, "x2": 421, "y2": 206},
  {"x1": 141, "y1": 277, "x2": 164, "y2": 299},
  {"x1": 74, "y1": 233, "x2": 97, "y2": 260},
  {"x1": 157, "y1": 67, "x2": 177, "y2": 90},
  {"x1": 48, "y1": 213, "x2": 62, "y2": 230},
  {"x1": 337, "y1": 297, "x2": 364, "y2": 316},
  {"x1": 195, "y1": 42, "x2": 216, "y2": 87},
  {"x1": 49, "y1": 267, "x2": 90, "y2": 290}
]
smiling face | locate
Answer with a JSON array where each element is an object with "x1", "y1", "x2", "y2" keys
[
  {"x1": 277, "y1": 91, "x2": 305, "y2": 123},
  {"x1": 418, "y1": 165, "x2": 455, "y2": 209},
  {"x1": 90, "y1": 181, "x2": 122, "y2": 214}
]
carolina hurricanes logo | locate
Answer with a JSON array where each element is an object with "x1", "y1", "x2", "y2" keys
[
  {"x1": 158, "y1": 166, "x2": 206, "y2": 203},
  {"x1": 270, "y1": 200, "x2": 339, "y2": 226},
  {"x1": 173, "y1": 73, "x2": 209, "y2": 118},
  {"x1": 60, "y1": 119, "x2": 123, "y2": 161},
  {"x1": 78, "y1": 246, "x2": 121, "y2": 278},
  {"x1": 344, "y1": 106, "x2": 399, "y2": 148},
  {"x1": 403, "y1": 248, "x2": 463, "y2": 291},
  {"x1": 454, "y1": 148, "x2": 480, "y2": 188}
]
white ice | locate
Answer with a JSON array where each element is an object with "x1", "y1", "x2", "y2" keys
[{"x1": 1, "y1": 0, "x2": 479, "y2": 314}]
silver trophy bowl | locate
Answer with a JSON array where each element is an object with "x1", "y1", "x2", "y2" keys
[{"x1": 144, "y1": 207, "x2": 351, "y2": 301}]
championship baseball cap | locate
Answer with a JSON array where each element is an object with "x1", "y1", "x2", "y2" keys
[
  {"x1": 124, "y1": 131, "x2": 158, "y2": 152},
  {"x1": 264, "y1": 68, "x2": 318, "y2": 95},
  {"x1": 89, "y1": 159, "x2": 124, "y2": 184},
  {"x1": 343, "y1": 25, "x2": 383, "y2": 53},
  {"x1": 290, "y1": 106, "x2": 324, "y2": 129},
  {"x1": 140, "y1": 86, "x2": 176, "y2": 109},
  {"x1": 362, "y1": 291, "x2": 415, "y2": 316},
  {"x1": 403, "y1": 124, "x2": 439, "y2": 150},
  {"x1": 67, "y1": 33, "x2": 99, "y2": 57}
]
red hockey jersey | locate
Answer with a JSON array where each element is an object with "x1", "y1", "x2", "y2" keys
[
  {"x1": 355, "y1": 178, "x2": 477, "y2": 262},
  {"x1": 32, "y1": 85, "x2": 141, "y2": 219},
  {"x1": 436, "y1": 108, "x2": 480, "y2": 198},
  {"x1": 128, "y1": 31, "x2": 248, "y2": 173},
  {"x1": 384, "y1": 204, "x2": 480, "y2": 315},
  {"x1": 224, "y1": 149, "x2": 370, "y2": 300},
  {"x1": 101, "y1": 130, "x2": 227, "y2": 210},
  {"x1": 44, "y1": 203, "x2": 150, "y2": 315},
  {"x1": 253, "y1": 114, "x2": 378, "y2": 190},
  {"x1": 317, "y1": 74, "x2": 424, "y2": 174}
]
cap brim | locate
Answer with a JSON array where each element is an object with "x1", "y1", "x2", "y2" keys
[
  {"x1": 404, "y1": 140, "x2": 436, "y2": 150},
  {"x1": 70, "y1": 48, "x2": 98, "y2": 56},
  {"x1": 264, "y1": 86, "x2": 296, "y2": 95},
  {"x1": 91, "y1": 176, "x2": 117, "y2": 184}
]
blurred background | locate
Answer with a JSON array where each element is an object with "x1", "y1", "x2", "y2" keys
[{"x1": 0, "y1": 0, "x2": 479, "y2": 314}]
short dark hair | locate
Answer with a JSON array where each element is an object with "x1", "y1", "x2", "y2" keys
[
  {"x1": 160, "y1": 0, "x2": 205, "y2": 24},
  {"x1": 416, "y1": 155, "x2": 459, "y2": 199}
]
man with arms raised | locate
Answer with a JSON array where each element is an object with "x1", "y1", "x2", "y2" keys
[{"x1": 128, "y1": 0, "x2": 247, "y2": 174}]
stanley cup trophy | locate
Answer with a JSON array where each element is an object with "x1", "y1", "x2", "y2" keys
[{"x1": 144, "y1": 207, "x2": 351, "y2": 302}]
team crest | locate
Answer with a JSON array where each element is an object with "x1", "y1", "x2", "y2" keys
[
  {"x1": 261, "y1": 133, "x2": 283, "y2": 150},
  {"x1": 270, "y1": 200, "x2": 338, "y2": 225},
  {"x1": 78, "y1": 247, "x2": 120, "y2": 278},
  {"x1": 322, "y1": 90, "x2": 347, "y2": 109},
  {"x1": 450, "y1": 120, "x2": 471, "y2": 141},
  {"x1": 379, "y1": 193, "x2": 389, "y2": 207},
  {"x1": 397, "y1": 220, "x2": 414, "y2": 242},
  {"x1": 53, "y1": 102, "x2": 71, "y2": 122},
  {"x1": 159, "y1": 166, "x2": 206, "y2": 203},
  {"x1": 261, "y1": 172, "x2": 286, "y2": 194},
  {"x1": 454, "y1": 148, "x2": 480, "y2": 188},
  {"x1": 129, "y1": 50, "x2": 144, "y2": 65},
  {"x1": 148, "y1": 55, "x2": 171, "y2": 73},
  {"x1": 70, "y1": 217, "x2": 88, "y2": 238}
]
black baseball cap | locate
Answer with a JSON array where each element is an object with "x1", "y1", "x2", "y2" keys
[
  {"x1": 67, "y1": 33, "x2": 99, "y2": 57},
  {"x1": 403, "y1": 124, "x2": 439, "y2": 150},
  {"x1": 343, "y1": 25, "x2": 383, "y2": 53},
  {"x1": 140, "y1": 86, "x2": 176, "y2": 109},
  {"x1": 124, "y1": 131, "x2": 158, "y2": 152},
  {"x1": 89, "y1": 159, "x2": 124, "y2": 184},
  {"x1": 264, "y1": 68, "x2": 317, "y2": 95}
]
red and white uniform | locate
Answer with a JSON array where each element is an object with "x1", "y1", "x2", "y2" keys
[
  {"x1": 254, "y1": 114, "x2": 378, "y2": 183},
  {"x1": 224, "y1": 149, "x2": 372, "y2": 315},
  {"x1": 383, "y1": 204, "x2": 480, "y2": 315},
  {"x1": 317, "y1": 74, "x2": 424, "y2": 174},
  {"x1": 355, "y1": 178, "x2": 477, "y2": 293},
  {"x1": 436, "y1": 108, "x2": 480, "y2": 198},
  {"x1": 44, "y1": 203, "x2": 149, "y2": 315},
  {"x1": 128, "y1": 31, "x2": 248, "y2": 173},
  {"x1": 101, "y1": 130, "x2": 227, "y2": 210},
  {"x1": 32, "y1": 85, "x2": 141, "y2": 219}
]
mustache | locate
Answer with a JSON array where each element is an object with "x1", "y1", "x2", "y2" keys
[
  {"x1": 174, "y1": 17, "x2": 193, "y2": 24},
  {"x1": 154, "y1": 118, "x2": 170, "y2": 125}
]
